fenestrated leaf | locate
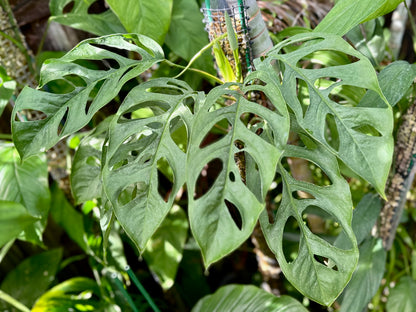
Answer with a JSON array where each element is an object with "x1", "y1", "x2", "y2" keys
[
  {"x1": 32, "y1": 277, "x2": 105, "y2": 312},
  {"x1": 187, "y1": 79, "x2": 289, "y2": 267},
  {"x1": 0, "y1": 143, "x2": 50, "y2": 245},
  {"x1": 0, "y1": 201, "x2": 38, "y2": 248},
  {"x1": 191, "y1": 284, "x2": 308, "y2": 312},
  {"x1": 143, "y1": 205, "x2": 188, "y2": 290},
  {"x1": 264, "y1": 32, "x2": 393, "y2": 196},
  {"x1": 12, "y1": 34, "x2": 164, "y2": 160},
  {"x1": 340, "y1": 238, "x2": 386, "y2": 312},
  {"x1": 102, "y1": 78, "x2": 195, "y2": 252},
  {"x1": 106, "y1": 0, "x2": 173, "y2": 45},
  {"x1": 260, "y1": 144, "x2": 358, "y2": 306},
  {"x1": 386, "y1": 276, "x2": 416, "y2": 312},
  {"x1": 0, "y1": 249, "x2": 62, "y2": 309},
  {"x1": 49, "y1": 0, "x2": 126, "y2": 36},
  {"x1": 315, "y1": 0, "x2": 403, "y2": 36},
  {"x1": 0, "y1": 66, "x2": 15, "y2": 117}
]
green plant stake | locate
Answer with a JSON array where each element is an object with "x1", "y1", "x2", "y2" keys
[{"x1": 111, "y1": 273, "x2": 139, "y2": 312}]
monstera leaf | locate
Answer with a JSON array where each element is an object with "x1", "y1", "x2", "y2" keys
[
  {"x1": 261, "y1": 32, "x2": 393, "y2": 196},
  {"x1": 260, "y1": 144, "x2": 358, "y2": 306},
  {"x1": 49, "y1": 0, "x2": 126, "y2": 36},
  {"x1": 187, "y1": 79, "x2": 289, "y2": 267},
  {"x1": 12, "y1": 34, "x2": 164, "y2": 160},
  {"x1": 102, "y1": 78, "x2": 195, "y2": 252}
]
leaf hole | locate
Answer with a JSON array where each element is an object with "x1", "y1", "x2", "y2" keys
[
  {"x1": 283, "y1": 157, "x2": 333, "y2": 186},
  {"x1": 157, "y1": 157, "x2": 174, "y2": 203},
  {"x1": 57, "y1": 107, "x2": 69, "y2": 136},
  {"x1": 229, "y1": 171, "x2": 235, "y2": 182},
  {"x1": 117, "y1": 182, "x2": 147, "y2": 206},
  {"x1": 282, "y1": 216, "x2": 301, "y2": 263},
  {"x1": 63, "y1": 74, "x2": 87, "y2": 88},
  {"x1": 325, "y1": 114, "x2": 340, "y2": 151},
  {"x1": 208, "y1": 93, "x2": 237, "y2": 112},
  {"x1": 313, "y1": 255, "x2": 339, "y2": 271},
  {"x1": 18, "y1": 109, "x2": 47, "y2": 120},
  {"x1": 291, "y1": 190, "x2": 315, "y2": 200},
  {"x1": 352, "y1": 124, "x2": 382, "y2": 137},
  {"x1": 234, "y1": 140, "x2": 245, "y2": 150},
  {"x1": 87, "y1": 0, "x2": 107, "y2": 14},
  {"x1": 328, "y1": 85, "x2": 367, "y2": 106},
  {"x1": 169, "y1": 116, "x2": 188, "y2": 153},
  {"x1": 199, "y1": 118, "x2": 231, "y2": 148},
  {"x1": 63, "y1": 1, "x2": 75, "y2": 13},
  {"x1": 224, "y1": 199, "x2": 243, "y2": 230},
  {"x1": 194, "y1": 158, "x2": 223, "y2": 200},
  {"x1": 86, "y1": 156, "x2": 100, "y2": 167},
  {"x1": 265, "y1": 172, "x2": 283, "y2": 224},
  {"x1": 296, "y1": 78, "x2": 309, "y2": 118}
]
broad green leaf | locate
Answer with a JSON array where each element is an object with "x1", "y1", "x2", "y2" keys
[
  {"x1": 359, "y1": 61, "x2": 416, "y2": 108},
  {"x1": 50, "y1": 183, "x2": 88, "y2": 251},
  {"x1": 335, "y1": 193, "x2": 381, "y2": 249},
  {"x1": 49, "y1": 0, "x2": 126, "y2": 36},
  {"x1": 106, "y1": 0, "x2": 173, "y2": 45},
  {"x1": 0, "y1": 143, "x2": 50, "y2": 245},
  {"x1": 0, "y1": 66, "x2": 15, "y2": 117},
  {"x1": 386, "y1": 276, "x2": 416, "y2": 312},
  {"x1": 340, "y1": 238, "x2": 386, "y2": 312},
  {"x1": 70, "y1": 117, "x2": 113, "y2": 204},
  {"x1": 0, "y1": 201, "x2": 38, "y2": 247},
  {"x1": 32, "y1": 277, "x2": 105, "y2": 312},
  {"x1": 192, "y1": 284, "x2": 308, "y2": 312},
  {"x1": 187, "y1": 78, "x2": 289, "y2": 267},
  {"x1": 102, "y1": 78, "x2": 195, "y2": 252},
  {"x1": 0, "y1": 249, "x2": 62, "y2": 309},
  {"x1": 143, "y1": 205, "x2": 188, "y2": 290},
  {"x1": 260, "y1": 144, "x2": 358, "y2": 306},
  {"x1": 266, "y1": 32, "x2": 393, "y2": 196},
  {"x1": 315, "y1": 0, "x2": 403, "y2": 36},
  {"x1": 12, "y1": 34, "x2": 164, "y2": 160}
]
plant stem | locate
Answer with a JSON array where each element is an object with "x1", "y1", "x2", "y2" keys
[
  {"x1": 0, "y1": 239, "x2": 14, "y2": 263},
  {"x1": 125, "y1": 266, "x2": 160, "y2": 312},
  {"x1": 0, "y1": 290, "x2": 30, "y2": 312},
  {"x1": 112, "y1": 273, "x2": 139, "y2": 312},
  {"x1": 0, "y1": 133, "x2": 12, "y2": 139}
]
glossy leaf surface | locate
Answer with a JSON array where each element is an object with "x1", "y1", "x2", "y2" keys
[
  {"x1": 192, "y1": 284, "x2": 308, "y2": 312},
  {"x1": 12, "y1": 34, "x2": 164, "y2": 160},
  {"x1": 102, "y1": 78, "x2": 195, "y2": 252}
]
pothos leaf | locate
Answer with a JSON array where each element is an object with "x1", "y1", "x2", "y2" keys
[
  {"x1": 261, "y1": 32, "x2": 393, "y2": 196},
  {"x1": 102, "y1": 78, "x2": 196, "y2": 252},
  {"x1": 187, "y1": 79, "x2": 289, "y2": 267},
  {"x1": 260, "y1": 144, "x2": 358, "y2": 306},
  {"x1": 12, "y1": 34, "x2": 164, "y2": 160}
]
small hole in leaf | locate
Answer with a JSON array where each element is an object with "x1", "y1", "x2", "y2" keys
[
  {"x1": 169, "y1": 116, "x2": 188, "y2": 153},
  {"x1": 291, "y1": 190, "x2": 315, "y2": 200},
  {"x1": 86, "y1": 156, "x2": 100, "y2": 167},
  {"x1": 87, "y1": 0, "x2": 107, "y2": 14},
  {"x1": 234, "y1": 140, "x2": 245, "y2": 150},
  {"x1": 194, "y1": 158, "x2": 223, "y2": 199},
  {"x1": 265, "y1": 172, "x2": 283, "y2": 224},
  {"x1": 352, "y1": 124, "x2": 382, "y2": 137},
  {"x1": 118, "y1": 182, "x2": 147, "y2": 206},
  {"x1": 199, "y1": 118, "x2": 231, "y2": 148},
  {"x1": 224, "y1": 199, "x2": 242, "y2": 230},
  {"x1": 229, "y1": 171, "x2": 235, "y2": 182},
  {"x1": 63, "y1": 1, "x2": 75, "y2": 13},
  {"x1": 234, "y1": 151, "x2": 246, "y2": 184},
  {"x1": 325, "y1": 114, "x2": 340, "y2": 151},
  {"x1": 313, "y1": 255, "x2": 339, "y2": 271},
  {"x1": 18, "y1": 109, "x2": 46, "y2": 120},
  {"x1": 63, "y1": 74, "x2": 87, "y2": 88},
  {"x1": 157, "y1": 157, "x2": 174, "y2": 203},
  {"x1": 282, "y1": 216, "x2": 301, "y2": 263},
  {"x1": 208, "y1": 93, "x2": 237, "y2": 112},
  {"x1": 57, "y1": 107, "x2": 69, "y2": 136}
]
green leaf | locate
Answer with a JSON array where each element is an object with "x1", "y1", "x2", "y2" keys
[
  {"x1": 106, "y1": 0, "x2": 173, "y2": 45},
  {"x1": 32, "y1": 277, "x2": 104, "y2": 312},
  {"x1": 191, "y1": 284, "x2": 308, "y2": 312},
  {"x1": 335, "y1": 193, "x2": 381, "y2": 248},
  {"x1": 50, "y1": 183, "x2": 88, "y2": 251},
  {"x1": 187, "y1": 78, "x2": 289, "y2": 267},
  {"x1": 315, "y1": 0, "x2": 403, "y2": 36},
  {"x1": 260, "y1": 144, "x2": 358, "y2": 306},
  {"x1": 0, "y1": 143, "x2": 50, "y2": 245},
  {"x1": 12, "y1": 34, "x2": 164, "y2": 160},
  {"x1": 386, "y1": 276, "x2": 416, "y2": 312},
  {"x1": 340, "y1": 238, "x2": 386, "y2": 312},
  {"x1": 266, "y1": 32, "x2": 393, "y2": 196},
  {"x1": 102, "y1": 78, "x2": 195, "y2": 252},
  {"x1": 359, "y1": 61, "x2": 416, "y2": 108},
  {"x1": 49, "y1": 0, "x2": 126, "y2": 36},
  {"x1": 70, "y1": 117, "x2": 113, "y2": 204},
  {"x1": 143, "y1": 205, "x2": 188, "y2": 290},
  {"x1": 0, "y1": 249, "x2": 62, "y2": 309},
  {"x1": 0, "y1": 66, "x2": 15, "y2": 118},
  {"x1": 0, "y1": 201, "x2": 38, "y2": 248}
]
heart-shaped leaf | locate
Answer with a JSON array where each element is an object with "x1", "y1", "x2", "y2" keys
[
  {"x1": 187, "y1": 79, "x2": 289, "y2": 267},
  {"x1": 102, "y1": 78, "x2": 195, "y2": 252},
  {"x1": 12, "y1": 34, "x2": 164, "y2": 160},
  {"x1": 263, "y1": 32, "x2": 393, "y2": 196},
  {"x1": 260, "y1": 144, "x2": 358, "y2": 306}
]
